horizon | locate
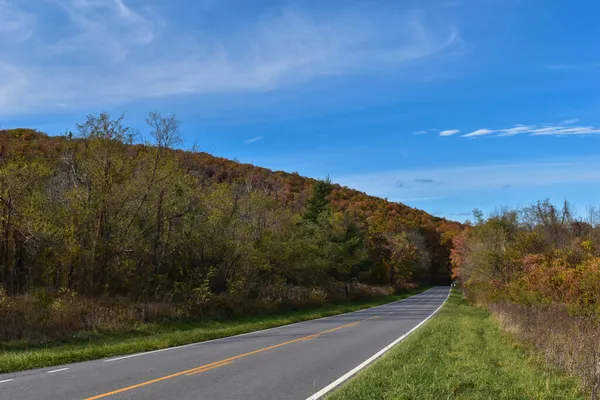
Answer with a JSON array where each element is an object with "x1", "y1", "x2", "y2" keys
[{"x1": 2, "y1": 0, "x2": 599, "y2": 221}]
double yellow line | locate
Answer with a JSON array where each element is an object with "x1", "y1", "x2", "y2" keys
[{"x1": 85, "y1": 316, "x2": 378, "y2": 400}]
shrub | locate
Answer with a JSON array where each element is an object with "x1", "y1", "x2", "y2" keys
[
  {"x1": 0, "y1": 283, "x2": 396, "y2": 342},
  {"x1": 490, "y1": 302, "x2": 600, "y2": 399}
]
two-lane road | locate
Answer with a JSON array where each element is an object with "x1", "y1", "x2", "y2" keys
[{"x1": 0, "y1": 286, "x2": 450, "y2": 400}]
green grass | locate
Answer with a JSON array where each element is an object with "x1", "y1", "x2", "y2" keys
[
  {"x1": 0, "y1": 288, "x2": 428, "y2": 373},
  {"x1": 327, "y1": 290, "x2": 587, "y2": 400}
]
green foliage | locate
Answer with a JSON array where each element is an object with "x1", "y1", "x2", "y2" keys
[
  {"x1": 452, "y1": 199, "x2": 600, "y2": 312},
  {"x1": 304, "y1": 177, "x2": 333, "y2": 222},
  {"x1": 451, "y1": 200, "x2": 600, "y2": 397},
  {"x1": 0, "y1": 114, "x2": 458, "y2": 342}
]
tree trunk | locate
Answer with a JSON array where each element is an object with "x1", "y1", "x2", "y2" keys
[{"x1": 153, "y1": 189, "x2": 165, "y2": 274}]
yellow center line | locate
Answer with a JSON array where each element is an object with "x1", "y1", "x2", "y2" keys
[
  {"x1": 186, "y1": 361, "x2": 233, "y2": 376},
  {"x1": 84, "y1": 315, "x2": 378, "y2": 400},
  {"x1": 300, "y1": 321, "x2": 362, "y2": 341}
]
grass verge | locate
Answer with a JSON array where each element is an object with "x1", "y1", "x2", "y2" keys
[
  {"x1": 327, "y1": 290, "x2": 587, "y2": 400},
  {"x1": 0, "y1": 288, "x2": 427, "y2": 374}
]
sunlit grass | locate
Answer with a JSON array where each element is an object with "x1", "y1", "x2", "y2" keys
[{"x1": 327, "y1": 290, "x2": 586, "y2": 400}]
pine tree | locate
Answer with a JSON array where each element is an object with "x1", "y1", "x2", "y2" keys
[{"x1": 304, "y1": 177, "x2": 333, "y2": 222}]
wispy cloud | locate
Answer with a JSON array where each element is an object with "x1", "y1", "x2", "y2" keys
[
  {"x1": 462, "y1": 128, "x2": 495, "y2": 138},
  {"x1": 244, "y1": 136, "x2": 263, "y2": 144},
  {"x1": 413, "y1": 130, "x2": 427, "y2": 135},
  {"x1": 0, "y1": 0, "x2": 461, "y2": 116},
  {"x1": 498, "y1": 125, "x2": 534, "y2": 136},
  {"x1": 414, "y1": 178, "x2": 441, "y2": 184},
  {"x1": 0, "y1": 0, "x2": 34, "y2": 42},
  {"x1": 531, "y1": 126, "x2": 600, "y2": 136},
  {"x1": 460, "y1": 122, "x2": 600, "y2": 138},
  {"x1": 498, "y1": 123, "x2": 600, "y2": 137},
  {"x1": 445, "y1": 212, "x2": 472, "y2": 218},
  {"x1": 562, "y1": 119, "x2": 579, "y2": 125},
  {"x1": 439, "y1": 129, "x2": 460, "y2": 136},
  {"x1": 411, "y1": 120, "x2": 600, "y2": 139},
  {"x1": 335, "y1": 160, "x2": 600, "y2": 200}
]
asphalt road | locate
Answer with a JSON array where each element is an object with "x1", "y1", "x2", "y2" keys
[{"x1": 0, "y1": 286, "x2": 450, "y2": 400}]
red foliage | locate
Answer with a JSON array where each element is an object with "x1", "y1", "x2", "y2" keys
[
  {"x1": 517, "y1": 255, "x2": 600, "y2": 306},
  {"x1": 449, "y1": 228, "x2": 469, "y2": 278}
]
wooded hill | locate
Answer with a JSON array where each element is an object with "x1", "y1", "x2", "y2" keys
[{"x1": 0, "y1": 113, "x2": 460, "y2": 340}]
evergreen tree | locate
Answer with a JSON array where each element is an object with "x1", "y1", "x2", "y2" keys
[{"x1": 304, "y1": 177, "x2": 333, "y2": 222}]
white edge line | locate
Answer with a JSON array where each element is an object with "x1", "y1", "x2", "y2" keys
[
  {"x1": 305, "y1": 287, "x2": 452, "y2": 400},
  {"x1": 0, "y1": 379, "x2": 14, "y2": 383},
  {"x1": 47, "y1": 368, "x2": 69, "y2": 374},
  {"x1": 104, "y1": 288, "x2": 435, "y2": 362}
]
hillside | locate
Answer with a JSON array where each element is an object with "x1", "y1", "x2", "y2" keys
[{"x1": 0, "y1": 116, "x2": 460, "y2": 342}]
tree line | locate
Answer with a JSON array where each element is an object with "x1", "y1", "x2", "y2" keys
[{"x1": 0, "y1": 113, "x2": 459, "y2": 333}]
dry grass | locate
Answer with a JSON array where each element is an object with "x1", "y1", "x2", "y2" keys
[
  {"x1": 0, "y1": 292, "x2": 186, "y2": 342},
  {"x1": 0, "y1": 283, "x2": 395, "y2": 343},
  {"x1": 490, "y1": 302, "x2": 600, "y2": 399}
]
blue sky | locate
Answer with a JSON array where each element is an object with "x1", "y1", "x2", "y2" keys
[{"x1": 1, "y1": 0, "x2": 600, "y2": 221}]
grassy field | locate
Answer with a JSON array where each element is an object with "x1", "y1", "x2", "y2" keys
[
  {"x1": 328, "y1": 290, "x2": 587, "y2": 400},
  {"x1": 0, "y1": 288, "x2": 428, "y2": 373}
]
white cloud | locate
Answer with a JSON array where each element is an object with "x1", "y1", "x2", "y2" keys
[
  {"x1": 51, "y1": 0, "x2": 158, "y2": 62},
  {"x1": 439, "y1": 129, "x2": 460, "y2": 136},
  {"x1": 244, "y1": 136, "x2": 263, "y2": 144},
  {"x1": 409, "y1": 120, "x2": 600, "y2": 139},
  {"x1": 498, "y1": 125, "x2": 534, "y2": 136},
  {"x1": 497, "y1": 123, "x2": 600, "y2": 137},
  {"x1": 529, "y1": 127, "x2": 560, "y2": 134},
  {"x1": 413, "y1": 130, "x2": 427, "y2": 135},
  {"x1": 0, "y1": 1, "x2": 461, "y2": 116},
  {"x1": 462, "y1": 128, "x2": 494, "y2": 138},
  {"x1": 0, "y1": 0, "x2": 34, "y2": 42},
  {"x1": 531, "y1": 126, "x2": 600, "y2": 136}
]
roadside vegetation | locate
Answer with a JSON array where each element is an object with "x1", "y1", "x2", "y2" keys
[
  {"x1": 328, "y1": 290, "x2": 587, "y2": 400},
  {"x1": 451, "y1": 201, "x2": 600, "y2": 398},
  {"x1": 0, "y1": 288, "x2": 427, "y2": 373},
  {"x1": 0, "y1": 113, "x2": 458, "y2": 363}
]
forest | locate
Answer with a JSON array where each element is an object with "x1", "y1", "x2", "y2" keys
[
  {"x1": 451, "y1": 201, "x2": 600, "y2": 398},
  {"x1": 0, "y1": 112, "x2": 461, "y2": 342}
]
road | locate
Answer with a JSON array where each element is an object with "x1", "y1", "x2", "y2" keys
[{"x1": 0, "y1": 286, "x2": 450, "y2": 400}]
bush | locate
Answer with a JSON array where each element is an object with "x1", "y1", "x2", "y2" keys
[
  {"x1": 490, "y1": 302, "x2": 600, "y2": 399},
  {"x1": 347, "y1": 283, "x2": 394, "y2": 301},
  {"x1": 0, "y1": 293, "x2": 185, "y2": 342},
  {"x1": 0, "y1": 283, "x2": 396, "y2": 342}
]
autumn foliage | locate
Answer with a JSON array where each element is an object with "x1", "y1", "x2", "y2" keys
[
  {"x1": 451, "y1": 202, "x2": 600, "y2": 313},
  {"x1": 451, "y1": 201, "x2": 600, "y2": 397},
  {"x1": 0, "y1": 114, "x2": 460, "y2": 341}
]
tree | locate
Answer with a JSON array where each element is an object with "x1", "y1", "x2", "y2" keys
[
  {"x1": 304, "y1": 177, "x2": 333, "y2": 222},
  {"x1": 326, "y1": 214, "x2": 368, "y2": 286},
  {"x1": 0, "y1": 160, "x2": 51, "y2": 293}
]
